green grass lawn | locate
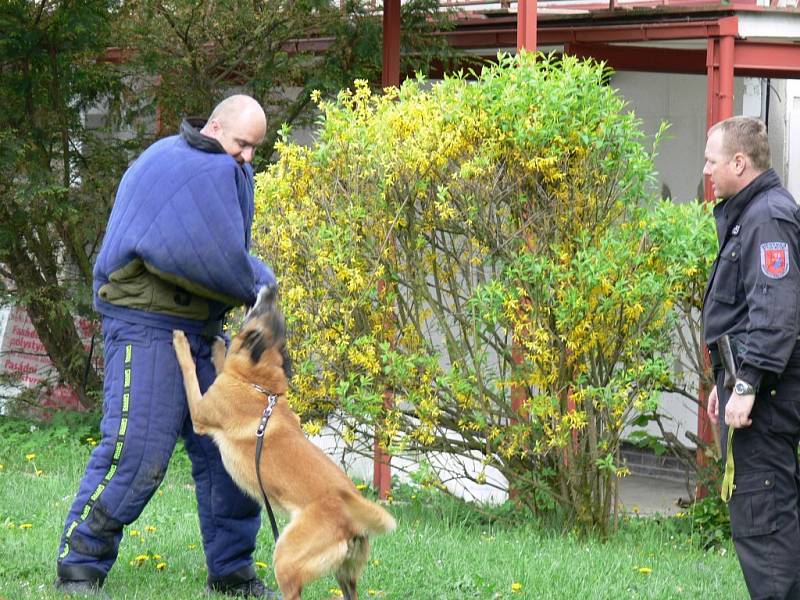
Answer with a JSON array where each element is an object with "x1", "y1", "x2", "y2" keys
[{"x1": 0, "y1": 418, "x2": 747, "y2": 599}]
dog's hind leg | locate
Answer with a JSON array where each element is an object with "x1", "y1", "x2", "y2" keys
[
  {"x1": 273, "y1": 505, "x2": 349, "y2": 600},
  {"x1": 335, "y1": 535, "x2": 369, "y2": 600}
]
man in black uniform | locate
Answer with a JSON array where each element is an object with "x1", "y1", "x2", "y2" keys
[{"x1": 703, "y1": 115, "x2": 800, "y2": 599}]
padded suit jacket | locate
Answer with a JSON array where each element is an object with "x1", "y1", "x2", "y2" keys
[
  {"x1": 93, "y1": 119, "x2": 276, "y2": 336},
  {"x1": 703, "y1": 169, "x2": 800, "y2": 389}
]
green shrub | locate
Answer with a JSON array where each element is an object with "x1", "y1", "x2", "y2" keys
[{"x1": 254, "y1": 52, "x2": 715, "y2": 535}]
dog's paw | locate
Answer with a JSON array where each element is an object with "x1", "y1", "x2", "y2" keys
[{"x1": 172, "y1": 330, "x2": 191, "y2": 360}]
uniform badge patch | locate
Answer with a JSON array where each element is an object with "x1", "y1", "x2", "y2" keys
[{"x1": 760, "y1": 242, "x2": 790, "y2": 279}]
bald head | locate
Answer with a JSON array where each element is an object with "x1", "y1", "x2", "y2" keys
[{"x1": 201, "y1": 94, "x2": 267, "y2": 164}]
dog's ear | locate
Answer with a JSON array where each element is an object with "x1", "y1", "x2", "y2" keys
[{"x1": 240, "y1": 328, "x2": 267, "y2": 364}]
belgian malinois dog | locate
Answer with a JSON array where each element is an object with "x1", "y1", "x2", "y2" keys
[{"x1": 172, "y1": 287, "x2": 395, "y2": 600}]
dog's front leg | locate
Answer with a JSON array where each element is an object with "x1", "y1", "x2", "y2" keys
[
  {"x1": 172, "y1": 330, "x2": 209, "y2": 435},
  {"x1": 211, "y1": 335, "x2": 227, "y2": 374}
]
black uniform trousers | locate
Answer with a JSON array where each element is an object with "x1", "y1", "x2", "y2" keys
[{"x1": 717, "y1": 348, "x2": 800, "y2": 599}]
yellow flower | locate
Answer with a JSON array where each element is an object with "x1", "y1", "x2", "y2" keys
[
  {"x1": 637, "y1": 567, "x2": 652, "y2": 574},
  {"x1": 328, "y1": 589, "x2": 344, "y2": 597},
  {"x1": 25, "y1": 453, "x2": 36, "y2": 461},
  {"x1": 155, "y1": 562, "x2": 167, "y2": 571},
  {"x1": 0, "y1": 463, "x2": 4, "y2": 470},
  {"x1": 355, "y1": 483, "x2": 367, "y2": 491},
  {"x1": 367, "y1": 590, "x2": 385, "y2": 597},
  {"x1": 130, "y1": 555, "x2": 148, "y2": 566},
  {"x1": 35, "y1": 469, "x2": 43, "y2": 476},
  {"x1": 145, "y1": 525, "x2": 157, "y2": 532},
  {"x1": 511, "y1": 581, "x2": 523, "y2": 592},
  {"x1": 152, "y1": 554, "x2": 162, "y2": 560},
  {"x1": 19, "y1": 523, "x2": 33, "y2": 529},
  {"x1": 255, "y1": 561, "x2": 269, "y2": 569},
  {"x1": 187, "y1": 543, "x2": 197, "y2": 550},
  {"x1": 130, "y1": 529, "x2": 140, "y2": 537}
]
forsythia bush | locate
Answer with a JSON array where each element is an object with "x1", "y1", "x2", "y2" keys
[{"x1": 254, "y1": 52, "x2": 715, "y2": 534}]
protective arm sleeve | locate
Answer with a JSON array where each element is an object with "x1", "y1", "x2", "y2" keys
[{"x1": 134, "y1": 165, "x2": 274, "y2": 307}]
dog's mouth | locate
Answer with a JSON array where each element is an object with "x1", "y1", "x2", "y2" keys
[
  {"x1": 244, "y1": 285, "x2": 278, "y2": 322},
  {"x1": 239, "y1": 286, "x2": 293, "y2": 380}
]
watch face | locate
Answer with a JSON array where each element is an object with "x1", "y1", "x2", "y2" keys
[{"x1": 734, "y1": 382, "x2": 751, "y2": 395}]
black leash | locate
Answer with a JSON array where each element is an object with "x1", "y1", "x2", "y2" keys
[{"x1": 252, "y1": 384, "x2": 281, "y2": 543}]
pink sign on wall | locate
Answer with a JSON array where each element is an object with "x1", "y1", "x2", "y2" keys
[{"x1": 0, "y1": 306, "x2": 102, "y2": 411}]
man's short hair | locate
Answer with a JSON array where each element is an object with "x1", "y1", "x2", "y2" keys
[{"x1": 708, "y1": 116, "x2": 771, "y2": 171}]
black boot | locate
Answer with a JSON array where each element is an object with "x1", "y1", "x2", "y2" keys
[
  {"x1": 207, "y1": 566, "x2": 281, "y2": 598},
  {"x1": 55, "y1": 564, "x2": 110, "y2": 599}
]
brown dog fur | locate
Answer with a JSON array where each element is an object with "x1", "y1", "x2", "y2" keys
[{"x1": 172, "y1": 288, "x2": 395, "y2": 600}]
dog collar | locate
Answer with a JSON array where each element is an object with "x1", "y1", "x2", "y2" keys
[{"x1": 253, "y1": 385, "x2": 278, "y2": 438}]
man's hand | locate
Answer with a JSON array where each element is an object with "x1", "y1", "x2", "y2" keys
[
  {"x1": 725, "y1": 390, "x2": 755, "y2": 428},
  {"x1": 707, "y1": 385, "x2": 719, "y2": 425}
]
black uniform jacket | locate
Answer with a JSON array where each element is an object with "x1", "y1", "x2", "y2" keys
[{"x1": 703, "y1": 169, "x2": 800, "y2": 389}]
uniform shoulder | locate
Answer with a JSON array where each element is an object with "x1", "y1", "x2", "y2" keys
[{"x1": 765, "y1": 186, "x2": 799, "y2": 223}]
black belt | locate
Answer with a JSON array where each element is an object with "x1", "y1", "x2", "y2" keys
[{"x1": 202, "y1": 317, "x2": 225, "y2": 339}]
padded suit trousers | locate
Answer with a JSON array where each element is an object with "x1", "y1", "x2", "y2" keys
[
  {"x1": 718, "y1": 346, "x2": 800, "y2": 600},
  {"x1": 57, "y1": 317, "x2": 261, "y2": 581}
]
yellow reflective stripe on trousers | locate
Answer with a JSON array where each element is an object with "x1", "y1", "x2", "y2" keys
[
  {"x1": 59, "y1": 343, "x2": 133, "y2": 559},
  {"x1": 721, "y1": 427, "x2": 735, "y2": 502}
]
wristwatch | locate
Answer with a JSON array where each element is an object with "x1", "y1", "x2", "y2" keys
[{"x1": 733, "y1": 380, "x2": 756, "y2": 396}]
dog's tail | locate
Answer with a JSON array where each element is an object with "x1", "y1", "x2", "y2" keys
[{"x1": 342, "y1": 491, "x2": 396, "y2": 536}]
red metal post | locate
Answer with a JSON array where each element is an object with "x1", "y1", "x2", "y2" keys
[
  {"x1": 382, "y1": 0, "x2": 401, "y2": 88},
  {"x1": 516, "y1": 0, "x2": 537, "y2": 52},
  {"x1": 373, "y1": 393, "x2": 393, "y2": 500},
  {"x1": 698, "y1": 30, "x2": 735, "y2": 496},
  {"x1": 719, "y1": 34, "x2": 735, "y2": 121},
  {"x1": 374, "y1": 3, "x2": 401, "y2": 500}
]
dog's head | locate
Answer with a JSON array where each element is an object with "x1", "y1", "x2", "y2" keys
[{"x1": 228, "y1": 286, "x2": 293, "y2": 392}]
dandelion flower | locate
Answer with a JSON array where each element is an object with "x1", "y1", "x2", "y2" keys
[
  {"x1": 188, "y1": 543, "x2": 197, "y2": 550},
  {"x1": 145, "y1": 525, "x2": 157, "y2": 532},
  {"x1": 328, "y1": 589, "x2": 343, "y2": 597},
  {"x1": 19, "y1": 523, "x2": 33, "y2": 529},
  {"x1": 637, "y1": 567, "x2": 652, "y2": 574},
  {"x1": 156, "y1": 562, "x2": 167, "y2": 571},
  {"x1": 35, "y1": 469, "x2": 43, "y2": 476},
  {"x1": 131, "y1": 554, "x2": 150, "y2": 566},
  {"x1": 511, "y1": 582, "x2": 523, "y2": 593},
  {"x1": 25, "y1": 453, "x2": 36, "y2": 461},
  {"x1": 355, "y1": 483, "x2": 367, "y2": 491},
  {"x1": 255, "y1": 561, "x2": 269, "y2": 569},
  {"x1": 130, "y1": 530, "x2": 140, "y2": 537}
]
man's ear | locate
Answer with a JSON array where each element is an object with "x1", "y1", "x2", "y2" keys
[{"x1": 733, "y1": 152, "x2": 747, "y2": 175}]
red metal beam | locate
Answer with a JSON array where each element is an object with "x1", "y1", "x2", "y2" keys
[
  {"x1": 566, "y1": 39, "x2": 800, "y2": 79},
  {"x1": 734, "y1": 41, "x2": 800, "y2": 78},
  {"x1": 539, "y1": 16, "x2": 738, "y2": 44},
  {"x1": 566, "y1": 42, "x2": 707, "y2": 74}
]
